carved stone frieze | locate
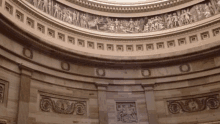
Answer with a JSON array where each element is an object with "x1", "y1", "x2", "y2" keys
[
  {"x1": 167, "y1": 94, "x2": 220, "y2": 114},
  {"x1": 40, "y1": 96, "x2": 87, "y2": 115},
  {"x1": 26, "y1": 0, "x2": 219, "y2": 34},
  {"x1": 0, "y1": 84, "x2": 5, "y2": 103},
  {"x1": 116, "y1": 102, "x2": 138, "y2": 123}
]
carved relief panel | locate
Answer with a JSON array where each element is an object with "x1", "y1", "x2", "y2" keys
[
  {"x1": 116, "y1": 102, "x2": 138, "y2": 123},
  {"x1": 0, "y1": 80, "x2": 8, "y2": 107},
  {"x1": 39, "y1": 93, "x2": 87, "y2": 116},
  {"x1": 167, "y1": 94, "x2": 220, "y2": 114},
  {"x1": 0, "y1": 83, "x2": 4, "y2": 103},
  {"x1": 26, "y1": 0, "x2": 219, "y2": 34}
]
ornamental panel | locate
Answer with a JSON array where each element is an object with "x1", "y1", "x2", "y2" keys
[
  {"x1": 40, "y1": 94, "x2": 87, "y2": 116},
  {"x1": 167, "y1": 94, "x2": 220, "y2": 114},
  {"x1": 0, "y1": 83, "x2": 4, "y2": 103},
  {"x1": 116, "y1": 102, "x2": 138, "y2": 123}
]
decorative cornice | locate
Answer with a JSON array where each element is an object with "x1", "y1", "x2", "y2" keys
[
  {"x1": 65, "y1": 0, "x2": 192, "y2": 13},
  {"x1": 2, "y1": 13, "x2": 220, "y2": 68}
]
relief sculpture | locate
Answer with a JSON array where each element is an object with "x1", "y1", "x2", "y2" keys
[
  {"x1": 0, "y1": 84, "x2": 4, "y2": 103},
  {"x1": 116, "y1": 102, "x2": 138, "y2": 123},
  {"x1": 168, "y1": 94, "x2": 220, "y2": 114},
  {"x1": 27, "y1": 0, "x2": 220, "y2": 34},
  {"x1": 40, "y1": 96, "x2": 87, "y2": 115}
]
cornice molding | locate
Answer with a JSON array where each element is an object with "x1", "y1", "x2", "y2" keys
[
  {"x1": 1, "y1": 13, "x2": 220, "y2": 69},
  {"x1": 65, "y1": 0, "x2": 193, "y2": 13}
]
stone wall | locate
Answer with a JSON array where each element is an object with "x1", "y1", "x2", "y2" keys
[{"x1": 1, "y1": 4, "x2": 220, "y2": 123}]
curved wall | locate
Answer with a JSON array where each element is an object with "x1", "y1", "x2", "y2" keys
[
  {"x1": 1, "y1": 19, "x2": 220, "y2": 124},
  {"x1": 1, "y1": 0, "x2": 220, "y2": 124},
  {"x1": 2, "y1": 0, "x2": 220, "y2": 61}
]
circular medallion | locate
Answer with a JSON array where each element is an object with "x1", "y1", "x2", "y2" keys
[
  {"x1": 40, "y1": 98, "x2": 52, "y2": 112},
  {"x1": 168, "y1": 102, "x2": 181, "y2": 114},
  {"x1": 141, "y1": 69, "x2": 151, "y2": 77},
  {"x1": 61, "y1": 62, "x2": 70, "y2": 71},
  {"x1": 75, "y1": 103, "x2": 86, "y2": 115},
  {"x1": 96, "y1": 68, "x2": 105, "y2": 76},
  {"x1": 23, "y1": 48, "x2": 33, "y2": 59},
  {"x1": 180, "y1": 64, "x2": 190, "y2": 72},
  {"x1": 207, "y1": 97, "x2": 220, "y2": 109}
]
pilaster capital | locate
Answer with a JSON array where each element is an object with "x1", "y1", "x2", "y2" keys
[
  {"x1": 18, "y1": 63, "x2": 34, "y2": 77},
  {"x1": 95, "y1": 82, "x2": 109, "y2": 91},
  {"x1": 141, "y1": 84, "x2": 155, "y2": 91}
]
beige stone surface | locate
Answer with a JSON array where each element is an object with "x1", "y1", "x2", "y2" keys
[{"x1": 2, "y1": 2, "x2": 220, "y2": 123}]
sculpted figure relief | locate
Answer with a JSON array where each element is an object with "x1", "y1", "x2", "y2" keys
[
  {"x1": 28, "y1": 0, "x2": 217, "y2": 34},
  {"x1": 54, "y1": 3, "x2": 60, "y2": 18},
  {"x1": 42, "y1": 0, "x2": 48, "y2": 13}
]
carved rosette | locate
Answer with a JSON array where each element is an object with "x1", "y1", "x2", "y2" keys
[
  {"x1": 40, "y1": 98, "x2": 52, "y2": 112},
  {"x1": 168, "y1": 94, "x2": 220, "y2": 114},
  {"x1": 0, "y1": 84, "x2": 4, "y2": 103},
  {"x1": 40, "y1": 96, "x2": 87, "y2": 115},
  {"x1": 75, "y1": 102, "x2": 86, "y2": 115}
]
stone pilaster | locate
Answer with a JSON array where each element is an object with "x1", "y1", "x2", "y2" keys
[
  {"x1": 96, "y1": 83, "x2": 108, "y2": 124},
  {"x1": 17, "y1": 64, "x2": 33, "y2": 124},
  {"x1": 142, "y1": 84, "x2": 159, "y2": 124}
]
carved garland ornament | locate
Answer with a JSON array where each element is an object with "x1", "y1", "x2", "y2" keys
[
  {"x1": 27, "y1": 0, "x2": 219, "y2": 34},
  {"x1": 40, "y1": 97, "x2": 86, "y2": 115},
  {"x1": 168, "y1": 94, "x2": 220, "y2": 114}
]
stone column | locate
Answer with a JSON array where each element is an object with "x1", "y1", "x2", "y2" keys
[
  {"x1": 17, "y1": 64, "x2": 33, "y2": 124},
  {"x1": 142, "y1": 84, "x2": 159, "y2": 124},
  {"x1": 96, "y1": 83, "x2": 108, "y2": 124}
]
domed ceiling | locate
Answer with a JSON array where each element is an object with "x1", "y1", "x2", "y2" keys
[{"x1": 88, "y1": 0, "x2": 167, "y2": 6}]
